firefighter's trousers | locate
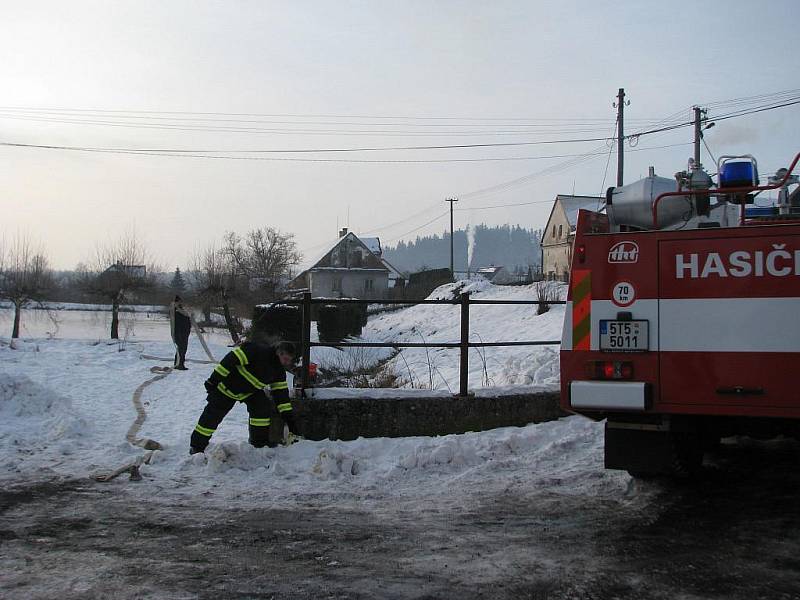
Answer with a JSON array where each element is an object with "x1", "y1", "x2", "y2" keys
[{"x1": 190, "y1": 390, "x2": 275, "y2": 451}]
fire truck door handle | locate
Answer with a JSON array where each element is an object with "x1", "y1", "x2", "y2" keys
[{"x1": 716, "y1": 386, "x2": 764, "y2": 396}]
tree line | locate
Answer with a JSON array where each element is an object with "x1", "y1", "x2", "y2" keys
[
  {"x1": 383, "y1": 224, "x2": 542, "y2": 274},
  {"x1": 0, "y1": 227, "x2": 301, "y2": 341}
]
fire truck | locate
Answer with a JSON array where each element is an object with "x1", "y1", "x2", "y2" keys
[{"x1": 560, "y1": 151, "x2": 800, "y2": 477}]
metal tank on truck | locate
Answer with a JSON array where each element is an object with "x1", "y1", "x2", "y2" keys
[{"x1": 559, "y1": 149, "x2": 800, "y2": 478}]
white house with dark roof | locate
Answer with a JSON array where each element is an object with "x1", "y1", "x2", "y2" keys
[
  {"x1": 541, "y1": 195, "x2": 603, "y2": 280},
  {"x1": 290, "y1": 229, "x2": 403, "y2": 299}
]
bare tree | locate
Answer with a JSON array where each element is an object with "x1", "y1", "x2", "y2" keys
[
  {"x1": 81, "y1": 232, "x2": 157, "y2": 339},
  {"x1": 187, "y1": 228, "x2": 301, "y2": 344},
  {"x1": 189, "y1": 243, "x2": 242, "y2": 343},
  {"x1": 223, "y1": 227, "x2": 301, "y2": 299},
  {"x1": 0, "y1": 234, "x2": 53, "y2": 339}
]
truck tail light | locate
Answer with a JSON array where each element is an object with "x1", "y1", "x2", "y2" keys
[
  {"x1": 577, "y1": 244, "x2": 586, "y2": 264},
  {"x1": 585, "y1": 360, "x2": 634, "y2": 380}
]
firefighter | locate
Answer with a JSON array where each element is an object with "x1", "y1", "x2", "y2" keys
[{"x1": 190, "y1": 338, "x2": 299, "y2": 454}]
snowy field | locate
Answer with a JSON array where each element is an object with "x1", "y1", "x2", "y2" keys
[{"x1": 2, "y1": 288, "x2": 800, "y2": 598}]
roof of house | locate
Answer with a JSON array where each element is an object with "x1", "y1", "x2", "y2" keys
[
  {"x1": 360, "y1": 237, "x2": 382, "y2": 255},
  {"x1": 379, "y1": 256, "x2": 404, "y2": 279},
  {"x1": 477, "y1": 265, "x2": 504, "y2": 275},
  {"x1": 103, "y1": 263, "x2": 146, "y2": 278},
  {"x1": 543, "y1": 194, "x2": 604, "y2": 234},
  {"x1": 557, "y1": 195, "x2": 604, "y2": 228}
]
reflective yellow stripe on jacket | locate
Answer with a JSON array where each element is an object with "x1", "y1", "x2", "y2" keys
[
  {"x1": 232, "y1": 346, "x2": 249, "y2": 366},
  {"x1": 269, "y1": 381, "x2": 289, "y2": 391},
  {"x1": 237, "y1": 365, "x2": 267, "y2": 390}
]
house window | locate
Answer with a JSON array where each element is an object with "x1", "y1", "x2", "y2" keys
[
  {"x1": 558, "y1": 224, "x2": 563, "y2": 239},
  {"x1": 364, "y1": 279, "x2": 374, "y2": 293},
  {"x1": 552, "y1": 224, "x2": 556, "y2": 238},
  {"x1": 332, "y1": 277, "x2": 343, "y2": 292}
]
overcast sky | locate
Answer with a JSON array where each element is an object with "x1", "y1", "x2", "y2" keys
[{"x1": 1, "y1": 0, "x2": 798, "y2": 269}]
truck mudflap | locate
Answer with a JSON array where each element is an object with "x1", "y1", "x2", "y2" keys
[{"x1": 570, "y1": 381, "x2": 650, "y2": 411}]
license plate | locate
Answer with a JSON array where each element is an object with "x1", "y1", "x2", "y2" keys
[{"x1": 599, "y1": 320, "x2": 649, "y2": 352}]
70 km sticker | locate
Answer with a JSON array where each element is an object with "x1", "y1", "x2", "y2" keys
[{"x1": 612, "y1": 281, "x2": 636, "y2": 307}]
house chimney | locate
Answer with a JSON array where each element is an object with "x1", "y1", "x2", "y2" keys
[{"x1": 339, "y1": 227, "x2": 348, "y2": 238}]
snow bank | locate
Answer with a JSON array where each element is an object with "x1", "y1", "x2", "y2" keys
[
  {"x1": 160, "y1": 415, "x2": 622, "y2": 506},
  {"x1": 0, "y1": 373, "x2": 91, "y2": 474}
]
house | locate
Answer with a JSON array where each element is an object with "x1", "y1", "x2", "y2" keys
[
  {"x1": 475, "y1": 265, "x2": 514, "y2": 285},
  {"x1": 103, "y1": 262, "x2": 146, "y2": 279},
  {"x1": 290, "y1": 229, "x2": 402, "y2": 299},
  {"x1": 541, "y1": 195, "x2": 603, "y2": 280}
]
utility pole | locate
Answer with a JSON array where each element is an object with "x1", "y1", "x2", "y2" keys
[
  {"x1": 445, "y1": 197, "x2": 458, "y2": 278},
  {"x1": 614, "y1": 88, "x2": 629, "y2": 186},
  {"x1": 693, "y1": 106, "x2": 705, "y2": 168}
]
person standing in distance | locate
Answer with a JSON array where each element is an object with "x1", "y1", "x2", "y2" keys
[{"x1": 169, "y1": 295, "x2": 191, "y2": 370}]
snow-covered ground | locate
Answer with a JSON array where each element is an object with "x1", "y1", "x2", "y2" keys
[
  {"x1": 3, "y1": 289, "x2": 800, "y2": 599},
  {"x1": 0, "y1": 282, "x2": 572, "y2": 500},
  {"x1": 312, "y1": 280, "x2": 564, "y2": 393},
  {"x1": 0, "y1": 332, "x2": 624, "y2": 507}
]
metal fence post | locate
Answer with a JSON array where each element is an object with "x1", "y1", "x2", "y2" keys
[
  {"x1": 301, "y1": 292, "x2": 312, "y2": 397},
  {"x1": 459, "y1": 292, "x2": 470, "y2": 397}
]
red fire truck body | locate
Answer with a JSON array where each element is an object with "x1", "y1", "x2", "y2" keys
[{"x1": 560, "y1": 156, "x2": 800, "y2": 476}]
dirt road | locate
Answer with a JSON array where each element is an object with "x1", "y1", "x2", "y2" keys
[{"x1": 2, "y1": 439, "x2": 800, "y2": 600}]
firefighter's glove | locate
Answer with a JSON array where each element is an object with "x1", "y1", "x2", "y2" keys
[{"x1": 204, "y1": 379, "x2": 215, "y2": 394}]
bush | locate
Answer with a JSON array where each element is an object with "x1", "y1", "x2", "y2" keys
[
  {"x1": 534, "y1": 281, "x2": 560, "y2": 315},
  {"x1": 317, "y1": 303, "x2": 366, "y2": 343},
  {"x1": 251, "y1": 303, "x2": 301, "y2": 342}
]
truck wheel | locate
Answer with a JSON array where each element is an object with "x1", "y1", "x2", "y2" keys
[
  {"x1": 669, "y1": 432, "x2": 704, "y2": 479},
  {"x1": 607, "y1": 425, "x2": 703, "y2": 479}
]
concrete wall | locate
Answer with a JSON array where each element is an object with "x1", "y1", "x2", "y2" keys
[{"x1": 281, "y1": 391, "x2": 564, "y2": 441}]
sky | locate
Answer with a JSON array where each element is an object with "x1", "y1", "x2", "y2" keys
[{"x1": 1, "y1": 0, "x2": 798, "y2": 270}]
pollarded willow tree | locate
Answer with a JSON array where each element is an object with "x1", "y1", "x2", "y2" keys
[
  {"x1": 189, "y1": 243, "x2": 242, "y2": 344},
  {"x1": 0, "y1": 234, "x2": 53, "y2": 339},
  {"x1": 80, "y1": 232, "x2": 158, "y2": 339}
]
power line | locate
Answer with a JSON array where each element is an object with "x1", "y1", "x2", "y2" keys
[
  {"x1": 0, "y1": 142, "x2": 684, "y2": 164},
  {"x1": 2, "y1": 94, "x2": 796, "y2": 157},
  {"x1": 0, "y1": 136, "x2": 615, "y2": 155},
  {"x1": 455, "y1": 199, "x2": 556, "y2": 211},
  {"x1": 383, "y1": 211, "x2": 451, "y2": 243},
  {"x1": 456, "y1": 141, "x2": 694, "y2": 203},
  {"x1": 0, "y1": 112, "x2": 641, "y2": 137},
  {"x1": 0, "y1": 105, "x2": 685, "y2": 123}
]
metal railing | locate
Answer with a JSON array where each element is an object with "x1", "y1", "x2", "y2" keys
[{"x1": 281, "y1": 292, "x2": 565, "y2": 397}]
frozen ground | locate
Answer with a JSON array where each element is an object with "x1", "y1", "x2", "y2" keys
[{"x1": 1, "y1": 298, "x2": 800, "y2": 598}]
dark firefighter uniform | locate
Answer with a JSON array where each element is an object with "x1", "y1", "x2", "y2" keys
[{"x1": 190, "y1": 342, "x2": 295, "y2": 451}]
